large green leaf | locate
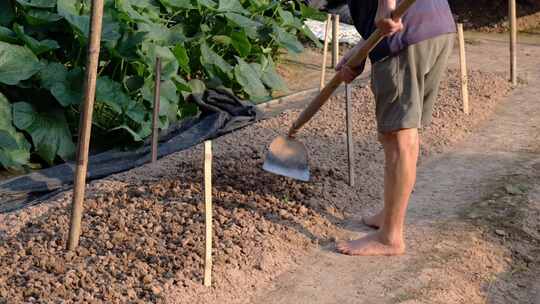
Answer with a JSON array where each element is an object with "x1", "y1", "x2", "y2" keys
[
  {"x1": 212, "y1": 35, "x2": 231, "y2": 45},
  {"x1": 299, "y1": 24, "x2": 322, "y2": 48},
  {"x1": 12, "y1": 101, "x2": 75, "y2": 165},
  {"x1": 172, "y1": 75, "x2": 191, "y2": 93},
  {"x1": 114, "y1": 31, "x2": 147, "y2": 60},
  {"x1": 0, "y1": 26, "x2": 18, "y2": 43},
  {"x1": 197, "y1": 0, "x2": 216, "y2": 8},
  {"x1": 24, "y1": 9, "x2": 63, "y2": 26},
  {"x1": 141, "y1": 43, "x2": 179, "y2": 80},
  {"x1": 64, "y1": 14, "x2": 121, "y2": 42},
  {"x1": 299, "y1": 3, "x2": 327, "y2": 21},
  {"x1": 200, "y1": 42, "x2": 233, "y2": 79},
  {"x1": 273, "y1": 25, "x2": 303, "y2": 53},
  {"x1": 159, "y1": 0, "x2": 194, "y2": 10},
  {"x1": 15, "y1": 0, "x2": 56, "y2": 8},
  {"x1": 111, "y1": 120, "x2": 151, "y2": 142},
  {"x1": 13, "y1": 24, "x2": 60, "y2": 55},
  {"x1": 230, "y1": 30, "x2": 251, "y2": 57},
  {"x1": 173, "y1": 43, "x2": 191, "y2": 74},
  {"x1": 277, "y1": 7, "x2": 303, "y2": 29},
  {"x1": 277, "y1": 8, "x2": 321, "y2": 47},
  {"x1": 260, "y1": 55, "x2": 287, "y2": 91},
  {"x1": 234, "y1": 56, "x2": 268, "y2": 102},
  {"x1": 0, "y1": 1, "x2": 15, "y2": 26},
  {"x1": 96, "y1": 76, "x2": 146, "y2": 124},
  {"x1": 218, "y1": 0, "x2": 249, "y2": 15},
  {"x1": 0, "y1": 41, "x2": 42, "y2": 85},
  {"x1": 223, "y1": 13, "x2": 261, "y2": 39},
  {"x1": 188, "y1": 78, "x2": 206, "y2": 94},
  {"x1": 116, "y1": 0, "x2": 156, "y2": 24},
  {"x1": 138, "y1": 23, "x2": 185, "y2": 46},
  {"x1": 142, "y1": 79, "x2": 179, "y2": 128},
  {"x1": 0, "y1": 93, "x2": 30, "y2": 169},
  {"x1": 39, "y1": 62, "x2": 84, "y2": 106},
  {"x1": 57, "y1": 0, "x2": 121, "y2": 43}
]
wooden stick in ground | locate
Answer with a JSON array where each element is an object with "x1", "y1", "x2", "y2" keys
[
  {"x1": 203, "y1": 140, "x2": 213, "y2": 287},
  {"x1": 509, "y1": 0, "x2": 517, "y2": 85},
  {"x1": 345, "y1": 84, "x2": 355, "y2": 186},
  {"x1": 67, "y1": 0, "x2": 105, "y2": 251},
  {"x1": 331, "y1": 14, "x2": 340, "y2": 68},
  {"x1": 320, "y1": 14, "x2": 331, "y2": 91},
  {"x1": 457, "y1": 23, "x2": 470, "y2": 115},
  {"x1": 151, "y1": 57, "x2": 161, "y2": 164}
]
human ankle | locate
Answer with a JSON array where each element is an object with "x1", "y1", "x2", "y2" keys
[{"x1": 377, "y1": 230, "x2": 404, "y2": 247}]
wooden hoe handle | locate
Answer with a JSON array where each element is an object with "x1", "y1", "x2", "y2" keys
[{"x1": 288, "y1": 0, "x2": 417, "y2": 138}]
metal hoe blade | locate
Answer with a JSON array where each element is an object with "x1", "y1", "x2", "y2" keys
[{"x1": 263, "y1": 135, "x2": 310, "y2": 181}]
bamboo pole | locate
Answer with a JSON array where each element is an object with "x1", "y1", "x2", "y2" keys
[
  {"x1": 331, "y1": 14, "x2": 340, "y2": 68},
  {"x1": 320, "y1": 14, "x2": 331, "y2": 91},
  {"x1": 457, "y1": 24, "x2": 470, "y2": 115},
  {"x1": 509, "y1": 0, "x2": 517, "y2": 86},
  {"x1": 67, "y1": 0, "x2": 105, "y2": 251},
  {"x1": 151, "y1": 57, "x2": 161, "y2": 164},
  {"x1": 345, "y1": 84, "x2": 355, "y2": 186},
  {"x1": 203, "y1": 140, "x2": 213, "y2": 287}
]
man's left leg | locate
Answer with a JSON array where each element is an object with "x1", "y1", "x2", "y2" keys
[{"x1": 336, "y1": 128, "x2": 419, "y2": 256}]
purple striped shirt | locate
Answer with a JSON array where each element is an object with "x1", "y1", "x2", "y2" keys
[
  {"x1": 388, "y1": 0, "x2": 456, "y2": 54},
  {"x1": 348, "y1": 0, "x2": 456, "y2": 62}
]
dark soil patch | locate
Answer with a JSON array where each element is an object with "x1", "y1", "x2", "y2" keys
[
  {"x1": 449, "y1": 0, "x2": 540, "y2": 33},
  {"x1": 461, "y1": 171, "x2": 540, "y2": 303}
]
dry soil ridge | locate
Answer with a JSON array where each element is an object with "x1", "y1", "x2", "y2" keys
[{"x1": 252, "y1": 40, "x2": 540, "y2": 303}]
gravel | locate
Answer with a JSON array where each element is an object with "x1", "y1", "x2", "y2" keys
[{"x1": 0, "y1": 69, "x2": 511, "y2": 304}]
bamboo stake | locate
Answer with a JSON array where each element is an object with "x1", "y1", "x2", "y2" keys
[
  {"x1": 331, "y1": 14, "x2": 340, "y2": 68},
  {"x1": 320, "y1": 14, "x2": 331, "y2": 91},
  {"x1": 509, "y1": 0, "x2": 517, "y2": 86},
  {"x1": 203, "y1": 140, "x2": 213, "y2": 287},
  {"x1": 457, "y1": 24, "x2": 470, "y2": 115},
  {"x1": 345, "y1": 84, "x2": 355, "y2": 186},
  {"x1": 67, "y1": 0, "x2": 105, "y2": 251},
  {"x1": 151, "y1": 57, "x2": 161, "y2": 164}
]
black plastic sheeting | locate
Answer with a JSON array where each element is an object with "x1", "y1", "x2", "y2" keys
[{"x1": 0, "y1": 88, "x2": 262, "y2": 213}]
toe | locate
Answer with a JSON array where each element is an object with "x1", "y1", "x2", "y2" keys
[{"x1": 336, "y1": 241, "x2": 350, "y2": 253}]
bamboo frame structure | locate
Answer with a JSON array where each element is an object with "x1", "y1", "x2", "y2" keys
[
  {"x1": 67, "y1": 0, "x2": 105, "y2": 251},
  {"x1": 457, "y1": 24, "x2": 470, "y2": 115},
  {"x1": 203, "y1": 140, "x2": 213, "y2": 287},
  {"x1": 151, "y1": 58, "x2": 162, "y2": 164},
  {"x1": 345, "y1": 84, "x2": 355, "y2": 186},
  {"x1": 331, "y1": 14, "x2": 340, "y2": 68},
  {"x1": 509, "y1": 0, "x2": 517, "y2": 85},
  {"x1": 320, "y1": 14, "x2": 331, "y2": 91}
]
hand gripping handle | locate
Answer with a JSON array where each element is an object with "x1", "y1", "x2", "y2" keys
[{"x1": 288, "y1": 0, "x2": 417, "y2": 138}]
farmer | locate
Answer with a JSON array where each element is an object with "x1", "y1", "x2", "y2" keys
[{"x1": 335, "y1": 0, "x2": 456, "y2": 256}]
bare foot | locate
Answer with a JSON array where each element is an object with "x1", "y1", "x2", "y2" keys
[
  {"x1": 336, "y1": 232, "x2": 405, "y2": 256},
  {"x1": 362, "y1": 211, "x2": 384, "y2": 229}
]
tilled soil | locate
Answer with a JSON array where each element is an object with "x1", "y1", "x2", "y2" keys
[
  {"x1": 450, "y1": 0, "x2": 540, "y2": 33},
  {"x1": 0, "y1": 69, "x2": 511, "y2": 304}
]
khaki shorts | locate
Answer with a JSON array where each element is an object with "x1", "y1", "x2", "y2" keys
[{"x1": 370, "y1": 33, "x2": 455, "y2": 133}]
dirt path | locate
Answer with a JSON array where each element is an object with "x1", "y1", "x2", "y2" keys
[{"x1": 252, "y1": 39, "x2": 540, "y2": 303}]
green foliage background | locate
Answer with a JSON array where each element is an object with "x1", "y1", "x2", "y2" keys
[{"x1": 0, "y1": 0, "x2": 325, "y2": 171}]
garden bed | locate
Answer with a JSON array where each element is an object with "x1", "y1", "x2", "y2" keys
[{"x1": 0, "y1": 67, "x2": 511, "y2": 303}]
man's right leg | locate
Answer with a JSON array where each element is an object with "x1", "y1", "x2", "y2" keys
[
  {"x1": 336, "y1": 128, "x2": 418, "y2": 256},
  {"x1": 363, "y1": 34, "x2": 454, "y2": 229},
  {"x1": 363, "y1": 129, "x2": 420, "y2": 231}
]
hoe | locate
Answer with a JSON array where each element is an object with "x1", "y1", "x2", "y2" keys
[{"x1": 263, "y1": 0, "x2": 417, "y2": 181}]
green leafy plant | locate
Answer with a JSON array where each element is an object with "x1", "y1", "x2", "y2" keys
[{"x1": 0, "y1": 0, "x2": 323, "y2": 171}]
